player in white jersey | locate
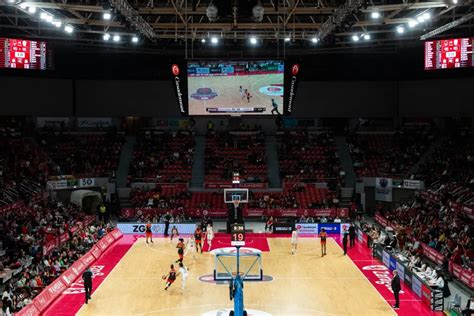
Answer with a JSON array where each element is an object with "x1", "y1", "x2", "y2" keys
[
  {"x1": 177, "y1": 262, "x2": 189, "y2": 293},
  {"x1": 239, "y1": 86, "x2": 244, "y2": 99},
  {"x1": 291, "y1": 227, "x2": 299, "y2": 255},
  {"x1": 206, "y1": 224, "x2": 214, "y2": 250},
  {"x1": 184, "y1": 236, "x2": 197, "y2": 260}
]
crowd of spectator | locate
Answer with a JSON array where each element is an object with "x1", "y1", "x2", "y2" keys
[
  {"x1": 129, "y1": 130, "x2": 194, "y2": 183},
  {"x1": 38, "y1": 132, "x2": 125, "y2": 178},
  {"x1": 0, "y1": 197, "x2": 108, "y2": 313},
  {"x1": 348, "y1": 128, "x2": 435, "y2": 177},
  {"x1": 205, "y1": 131, "x2": 267, "y2": 183},
  {"x1": 379, "y1": 196, "x2": 473, "y2": 271},
  {"x1": 277, "y1": 130, "x2": 342, "y2": 188},
  {"x1": 416, "y1": 130, "x2": 473, "y2": 206}
]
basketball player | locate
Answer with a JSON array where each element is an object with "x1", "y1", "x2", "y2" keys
[
  {"x1": 164, "y1": 264, "x2": 177, "y2": 290},
  {"x1": 239, "y1": 86, "x2": 244, "y2": 99},
  {"x1": 194, "y1": 227, "x2": 203, "y2": 254},
  {"x1": 319, "y1": 228, "x2": 328, "y2": 256},
  {"x1": 206, "y1": 223, "x2": 214, "y2": 250},
  {"x1": 170, "y1": 225, "x2": 179, "y2": 241},
  {"x1": 271, "y1": 99, "x2": 281, "y2": 115},
  {"x1": 291, "y1": 227, "x2": 299, "y2": 255},
  {"x1": 185, "y1": 236, "x2": 197, "y2": 260},
  {"x1": 246, "y1": 91, "x2": 252, "y2": 103},
  {"x1": 242, "y1": 88, "x2": 248, "y2": 100},
  {"x1": 178, "y1": 262, "x2": 189, "y2": 293},
  {"x1": 145, "y1": 221, "x2": 153, "y2": 244},
  {"x1": 176, "y1": 238, "x2": 185, "y2": 263}
]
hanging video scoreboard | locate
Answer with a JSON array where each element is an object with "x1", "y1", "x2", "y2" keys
[
  {"x1": 230, "y1": 223, "x2": 245, "y2": 246},
  {"x1": 425, "y1": 37, "x2": 473, "y2": 70},
  {"x1": 0, "y1": 38, "x2": 47, "y2": 70}
]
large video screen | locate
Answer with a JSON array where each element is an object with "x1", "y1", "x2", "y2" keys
[
  {"x1": 187, "y1": 60, "x2": 284, "y2": 115},
  {"x1": 425, "y1": 37, "x2": 473, "y2": 70},
  {"x1": 0, "y1": 38, "x2": 47, "y2": 70}
]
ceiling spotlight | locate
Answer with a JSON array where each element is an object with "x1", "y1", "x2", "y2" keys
[
  {"x1": 311, "y1": 37, "x2": 319, "y2": 43},
  {"x1": 452, "y1": 0, "x2": 458, "y2": 3},
  {"x1": 19, "y1": 3, "x2": 28, "y2": 9},
  {"x1": 211, "y1": 37, "x2": 218, "y2": 44},
  {"x1": 40, "y1": 12, "x2": 48, "y2": 20},
  {"x1": 113, "y1": 35, "x2": 120, "y2": 42},
  {"x1": 28, "y1": 6, "x2": 36, "y2": 14},
  {"x1": 103, "y1": 33, "x2": 110, "y2": 41},
  {"x1": 45, "y1": 14, "x2": 53, "y2": 22},
  {"x1": 7, "y1": 0, "x2": 15, "y2": 3},
  {"x1": 408, "y1": 19, "x2": 418, "y2": 28},
  {"x1": 371, "y1": 12, "x2": 380, "y2": 19},
  {"x1": 201, "y1": 38, "x2": 206, "y2": 43},
  {"x1": 363, "y1": 34, "x2": 370, "y2": 40},
  {"x1": 132, "y1": 36, "x2": 139, "y2": 43},
  {"x1": 352, "y1": 35, "x2": 359, "y2": 42},
  {"x1": 52, "y1": 21, "x2": 62, "y2": 28},
  {"x1": 206, "y1": 4, "x2": 219, "y2": 22},
  {"x1": 397, "y1": 26, "x2": 405, "y2": 34},
  {"x1": 250, "y1": 37, "x2": 257, "y2": 45},
  {"x1": 417, "y1": 15, "x2": 425, "y2": 23},
  {"x1": 103, "y1": 12, "x2": 111, "y2": 20},
  {"x1": 422, "y1": 12, "x2": 431, "y2": 20},
  {"x1": 284, "y1": 37, "x2": 291, "y2": 42},
  {"x1": 64, "y1": 25, "x2": 73, "y2": 33}
]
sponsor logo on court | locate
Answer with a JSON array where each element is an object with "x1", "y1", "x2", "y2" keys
[
  {"x1": 258, "y1": 85, "x2": 284, "y2": 96},
  {"x1": 191, "y1": 87, "x2": 218, "y2": 100},
  {"x1": 63, "y1": 265, "x2": 105, "y2": 294},
  {"x1": 362, "y1": 265, "x2": 404, "y2": 294}
]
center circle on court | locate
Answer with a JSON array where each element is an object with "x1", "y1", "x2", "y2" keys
[{"x1": 258, "y1": 85, "x2": 283, "y2": 96}]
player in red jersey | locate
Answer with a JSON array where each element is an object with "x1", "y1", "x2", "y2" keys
[
  {"x1": 194, "y1": 228, "x2": 203, "y2": 254},
  {"x1": 164, "y1": 264, "x2": 177, "y2": 290},
  {"x1": 246, "y1": 91, "x2": 252, "y2": 103},
  {"x1": 175, "y1": 238, "x2": 185, "y2": 263},
  {"x1": 145, "y1": 221, "x2": 153, "y2": 244},
  {"x1": 319, "y1": 228, "x2": 328, "y2": 257}
]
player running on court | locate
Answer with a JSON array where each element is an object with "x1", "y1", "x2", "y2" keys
[
  {"x1": 271, "y1": 99, "x2": 281, "y2": 115},
  {"x1": 319, "y1": 228, "x2": 328, "y2": 256},
  {"x1": 291, "y1": 227, "x2": 299, "y2": 255},
  {"x1": 145, "y1": 221, "x2": 153, "y2": 244},
  {"x1": 206, "y1": 224, "x2": 214, "y2": 250},
  {"x1": 170, "y1": 225, "x2": 179, "y2": 241},
  {"x1": 184, "y1": 236, "x2": 197, "y2": 260},
  {"x1": 178, "y1": 262, "x2": 188, "y2": 293},
  {"x1": 176, "y1": 238, "x2": 185, "y2": 263},
  {"x1": 194, "y1": 227, "x2": 203, "y2": 254},
  {"x1": 163, "y1": 264, "x2": 177, "y2": 291}
]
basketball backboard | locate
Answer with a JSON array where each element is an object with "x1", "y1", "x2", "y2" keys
[{"x1": 224, "y1": 188, "x2": 249, "y2": 204}]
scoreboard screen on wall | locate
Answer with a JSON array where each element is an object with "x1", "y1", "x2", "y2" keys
[
  {"x1": 0, "y1": 38, "x2": 48, "y2": 70},
  {"x1": 424, "y1": 37, "x2": 473, "y2": 70},
  {"x1": 187, "y1": 60, "x2": 284, "y2": 115},
  {"x1": 230, "y1": 223, "x2": 245, "y2": 246}
]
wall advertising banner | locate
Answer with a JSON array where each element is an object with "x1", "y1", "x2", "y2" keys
[
  {"x1": 412, "y1": 275, "x2": 423, "y2": 298},
  {"x1": 389, "y1": 256, "x2": 397, "y2": 271},
  {"x1": 375, "y1": 177, "x2": 393, "y2": 202},
  {"x1": 382, "y1": 250, "x2": 390, "y2": 267},
  {"x1": 396, "y1": 261, "x2": 405, "y2": 281},
  {"x1": 117, "y1": 223, "x2": 196, "y2": 235},
  {"x1": 295, "y1": 223, "x2": 318, "y2": 234},
  {"x1": 77, "y1": 117, "x2": 112, "y2": 128}
]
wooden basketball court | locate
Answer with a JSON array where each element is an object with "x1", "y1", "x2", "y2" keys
[
  {"x1": 76, "y1": 237, "x2": 395, "y2": 316},
  {"x1": 188, "y1": 74, "x2": 283, "y2": 115}
]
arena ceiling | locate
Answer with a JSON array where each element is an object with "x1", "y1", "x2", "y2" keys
[{"x1": 0, "y1": 0, "x2": 473, "y2": 54}]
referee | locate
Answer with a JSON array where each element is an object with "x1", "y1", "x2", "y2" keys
[
  {"x1": 82, "y1": 266, "x2": 93, "y2": 304},
  {"x1": 271, "y1": 99, "x2": 281, "y2": 115}
]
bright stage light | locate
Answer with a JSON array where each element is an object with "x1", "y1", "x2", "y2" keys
[
  {"x1": 352, "y1": 35, "x2": 359, "y2": 42},
  {"x1": 363, "y1": 34, "x2": 370, "y2": 40},
  {"x1": 103, "y1": 33, "x2": 110, "y2": 41},
  {"x1": 408, "y1": 19, "x2": 418, "y2": 28},
  {"x1": 211, "y1": 37, "x2": 218, "y2": 44},
  {"x1": 249, "y1": 37, "x2": 257, "y2": 45},
  {"x1": 132, "y1": 36, "x2": 139, "y2": 43},
  {"x1": 113, "y1": 35, "x2": 120, "y2": 42},
  {"x1": 19, "y1": 3, "x2": 28, "y2": 9},
  {"x1": 422, "y1": 12, "x2": 431, "y2": 20},
  {"x1": 28, "y1": 6, "x2": 36, "y2": 13},
  {"x1": 201, "y1": 38, "x2": 206, "y2": 43},
  {"x1": 397, "y1": 26, "x2": 405, "y2": 34},
  {"x1": 311, "y1": 37, "x2": 319, "y2": 43},
  {"x1": 284, "y1": 37, "x2": 291, "y2": 42},
  {"x1": 371, "y1": 12, "x2": 380, "y2": 19},
  {"x1": 103, "y1": 12, "x2": 111, "y2": 20},
  {"x1": 64, "y1": 25, "x2": 73, "y2": 33}
]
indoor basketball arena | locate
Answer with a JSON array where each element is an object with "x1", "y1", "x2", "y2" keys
[{"x1": 0, "y1": 0, "x2": 473, "y2": 315}]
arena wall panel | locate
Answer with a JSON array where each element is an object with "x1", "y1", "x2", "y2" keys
[
  {"x1": 0, "y1": 77, "x2": 73, "y2": 115},
  {"x1": 75, "y1": 80, "x2": 180, "y2": 116}
]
